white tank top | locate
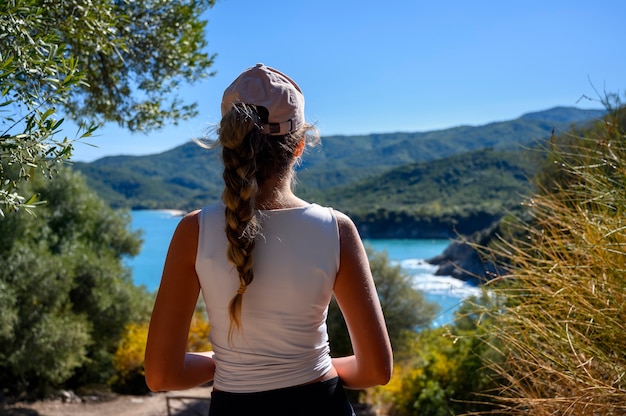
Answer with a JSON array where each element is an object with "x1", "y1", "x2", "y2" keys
[{"x1": 195, "y1": 203, "x2": 340, "y2": 393}]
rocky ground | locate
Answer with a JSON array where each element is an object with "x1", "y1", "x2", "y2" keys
[
  {"x1": 1, "y1": 386, "x2": 375, "y2": 416},
  {"x1": 0, "y1": 386, "x2": 212, "y2": 416}
]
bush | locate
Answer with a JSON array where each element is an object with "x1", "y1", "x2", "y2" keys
[
  {"x1": 0, "y1": 168, "x2": 152, "y2": 398},
  {"x1": 370, "y1": 294, "x2": 501, "y2": 416},
  {"x1": 111, "y1": 310, "x2": 212, "y2": 395},
  {"x1": 328, "y1": 246, "x2": 439, "y2": 359},
  {"x1": 111, "y1": 322, "x2": 151, "y2": 395}
]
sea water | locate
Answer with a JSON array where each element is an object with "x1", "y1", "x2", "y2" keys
[{"x1": 125, "y1": 210, "x2": 480, "y2": 326}]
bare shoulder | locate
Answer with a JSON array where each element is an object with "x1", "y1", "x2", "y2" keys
[
  {"x1": 183, "y1": 209, "x2": 201, "y2": 221},
  {"x1": 332, "y1": 209, "x2": 359, "y2": 238},
  {"x1": 177, "y1": 210, "x2": 201, "y2": 231},
  {"x1": 164, "y1": 210, "x2": 201, "y2": 250},
  {"x1": 334, "y1": 210, "x2": 362, "y2": 249}
]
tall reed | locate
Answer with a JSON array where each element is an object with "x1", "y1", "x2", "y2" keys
[{"x1": 483, "y1": 104, "x2": 626, "y2": 415}]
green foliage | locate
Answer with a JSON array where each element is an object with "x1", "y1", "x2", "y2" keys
[
  {"x1": 482, "y1": 104, "x2": 626, "y2": 414},
  {"x1": 74, "y1": 145, "x2": 530, "y2": 238},
  {"x1": 3, "y1": 0, "x2": 216, "y2": 132},
  {"x1": 73, "y1": 109, "x2": 600, "y2": 237},
  {"x1": 318, "y1": 148, "x2": 536, "y2": 214},
  {"x1": 74, "y1": 108, "x2": 598, "y2": 208},
  {"x1": 111, "y1": 310, "x2": 211, "y2": 395},
  {"x1": 298, "y1": 107, "x2": 603, "y2": 190},
  {"x1": 318, "y1": 147, "x2": 537, "y2": 239},
  {"x1": 57, "y1": 0, "x2": 216, "y2": 131},
  {"x1": 370, "y1": 294, "x2": 502, "y2": 416},
  {"x1": 327, "y1": 247, "x2": 439, "y2": 359},
  {"x1": 74, "y1": 142, "x2": 224, "y2": 210},
  {"x1": 0, "y1": 167, "x2": 152, "y2": 398},
  {"x1": 0, "y1": 1, "x2": 95, "y2": 215},
  {"x1": 0, "y1": 0, "x2": 215, "y2": 215}
]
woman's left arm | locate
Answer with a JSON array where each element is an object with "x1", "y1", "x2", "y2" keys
[{"x1": 144, "y1": 211, "x2": 215, "y2": 391}]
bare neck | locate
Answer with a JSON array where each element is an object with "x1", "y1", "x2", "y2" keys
[{"x1": 255, "y1": 175, "x2": 308, "y2": 210}]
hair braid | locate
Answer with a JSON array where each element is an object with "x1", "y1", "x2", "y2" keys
[
  {"x1": 219, "y1": 104, "x2": 264, "y2": 340},
  {"x1": 216, "y1": 104, "x2": 319, "y2": 341}
]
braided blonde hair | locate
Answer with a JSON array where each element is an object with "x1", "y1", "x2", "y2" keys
[{"x1": 218, "y1": 104, "x2": 317, "y2": 340}]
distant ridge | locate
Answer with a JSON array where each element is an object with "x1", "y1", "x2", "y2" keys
[
  {"x1": 73, "y1": 106, "x2": 605, "y2": 217},
  {"x1": 297, "y1": 106, "x2": 604, "y2": 189},
  {"x1": 519, "y1": 106, "x2": 605, "y2": 123}
]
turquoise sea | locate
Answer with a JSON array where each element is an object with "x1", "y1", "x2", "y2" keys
[{"x1": 126, "y1": 210, "x2": 481, "y2": 327}]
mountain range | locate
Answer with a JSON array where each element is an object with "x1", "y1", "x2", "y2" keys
[{"x1": 73, "y1": 106, "x2": 605, "y2": 238}]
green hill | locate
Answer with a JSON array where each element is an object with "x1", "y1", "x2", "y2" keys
[
  {"x1": 311, "y1": 147, "x2": 537, "y2": 214},
  {"x1": 73, "y1": 106, "x2": 603, "y2": 236},
  {"x1": 305, "y1": 147, "x2": 539, "y2": 238},
  {"x1": 296, "y1": 106, "x2": 603, "y2": 189},
  {"x1": 74, "y1": 142, "x2": 224, "y2": 209}
]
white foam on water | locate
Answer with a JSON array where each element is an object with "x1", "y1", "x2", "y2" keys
[
  {"x1": 392, "y1": 257, "x2": 484, "y2": 327},
  {"x1": 154, "y1": 209, "x2": 186, "y2": 218},
  {"x1": 414, "y1": 274, "x2": 482, "y2": 298},
  {"x1": 399, "y1": 258, "x2": 439, "y2": 273},
  {"x1": 395, "y1": 258, "x2": 481, "y2": 298}
]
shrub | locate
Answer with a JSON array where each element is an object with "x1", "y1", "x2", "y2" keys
[
  {"x1": 111, "y1": 310, "x2": 212, "y2": 394},
  {"x1": 370, "y1": 294, "x2": 501, "y2": 416},
  {"x1": 0, "y1": 168, "x2": 150, "y2": 398},
  {"x1": 328, "y1": 246, "x2": 439, "y2": 360},
  {"x1": 111, "y1": 322, "x2": 150, "y2": 395}
]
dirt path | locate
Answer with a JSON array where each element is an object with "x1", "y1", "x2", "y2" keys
[
  {"x1": 2, "y1": 387, "x2": 376, "y2": 416},
  {"x1": 1, "y1": 387, "x2": 212, "y2": 416}
]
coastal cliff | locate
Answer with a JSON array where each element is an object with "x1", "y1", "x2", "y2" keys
[{"x1": 427, "y1": 221, "x2": 504, "y2": 284}]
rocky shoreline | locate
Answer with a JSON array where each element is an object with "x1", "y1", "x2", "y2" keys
[{"x1": 427, "y1": 221, "x2": 504, "y2": 284}]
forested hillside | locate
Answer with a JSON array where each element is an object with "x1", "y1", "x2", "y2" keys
[
  {"x1": 74, "y1": 106, "x2": 604, "y2": 236},
  {"x1": 307, "y1": 147, "x2": 538, "y2": 238},
  {"x1": 298, "y1": 106, "x2": 602, "y2": 189}
]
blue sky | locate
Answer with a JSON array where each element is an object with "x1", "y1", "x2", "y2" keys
[{"x1": 70, "y1": 0, "x2": 626, "y2": 161}]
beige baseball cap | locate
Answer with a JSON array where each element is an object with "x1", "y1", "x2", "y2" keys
[{"x1": 221, "y1": 63, "x2": 305, "y2": 136}]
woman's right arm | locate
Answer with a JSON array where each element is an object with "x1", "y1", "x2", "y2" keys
[
  {"x1": 331, "y1": 211, "x2": 393, "y2": 389},
  {"x1": 144, "y1": 211, "x2": 215, "y2": 391}
]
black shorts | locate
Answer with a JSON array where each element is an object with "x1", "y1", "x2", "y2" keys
[{"x1": 208, "y1": 376, "x2": 355, "y2": 416}]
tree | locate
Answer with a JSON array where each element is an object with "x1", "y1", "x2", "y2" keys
[
  {"x1": 0, "y1": 0, "x2": 215, "y2": 215},
  {"x1": 327, "y1": 246, "x2": 439, "y2": 358},
  {"x1": 0, "y1": 167, "x2": 153, "y2": 397},
  {"x1": 370, "y1": 294, "x2": 503, "y2": 416},
  {"x1": 326, "y1": 246, "x2": 439, "y2": 405}
]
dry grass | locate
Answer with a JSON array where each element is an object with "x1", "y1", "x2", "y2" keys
[{"x1": 481, "y1": 107, "x2": 626, "y2": 415}]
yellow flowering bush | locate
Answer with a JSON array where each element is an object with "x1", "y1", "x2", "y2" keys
[
  {"x1": 187, "y1": 310, "x2": 212, "y2": 352},
  {"x1": 111, "y1": 310, "x2": 212, "y2": 394},
  {"x1": 367, "y1": 303, "x2": 500, "y2": 415}
]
